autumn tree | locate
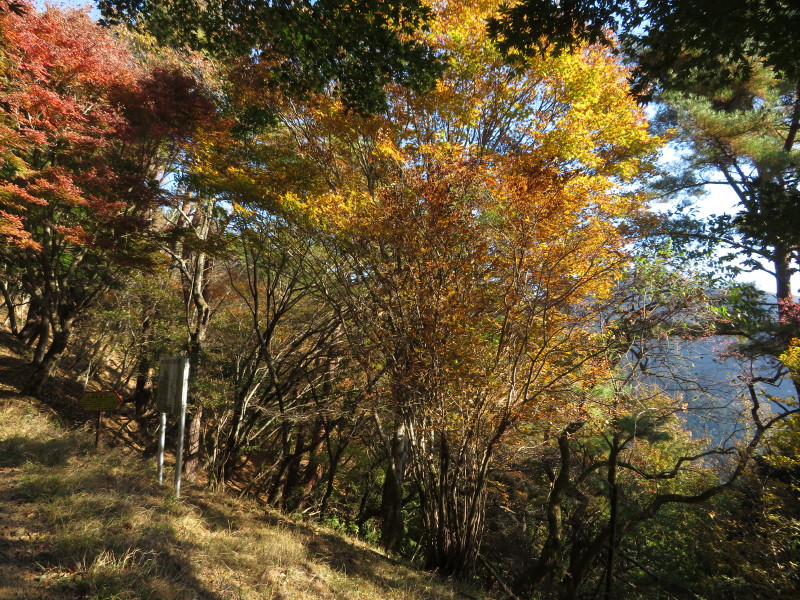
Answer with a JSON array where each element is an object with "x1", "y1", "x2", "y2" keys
[
  {"x1": 490, "y1": 0, "x2": 800, "y2": 305},
  {"x1": 465, "y1": 248, "x2": 800, "y2": 599},
  {"x1": 280, "y1": 0, "x2": 657, "y2": 575},
  {"x1": 511, "y1": 260, "x2": 719, "y2": 599},
  {"x1": 0, "y1": 6, "x2": 214, "y2": 396},
  {"x1": 488, "y1": 19, "x2": 800, "y2": 593},
  {"x1": 94, "y1": 0, "x2": 445, "y2": 485},
  {"x1": 202, "y1": 209, "x2": 347, "y2": 498}
]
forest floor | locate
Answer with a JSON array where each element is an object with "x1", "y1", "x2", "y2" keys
[{"x1": 0, "y1": 333, "x2": 490, "y2": 600}]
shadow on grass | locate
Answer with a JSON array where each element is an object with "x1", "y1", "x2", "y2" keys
[
  {"x1": 4, "y1": 451, "x2": 225, "y2": 600},
  {"x1": 250, "y1": 509, "x2": 479, "y2": 599},
  {"x1": 190, "y1": 496, "x2": 244, "y2": 532},
  {"x1": 0, "y1": 434, "x2": 92, "y2": 468}
]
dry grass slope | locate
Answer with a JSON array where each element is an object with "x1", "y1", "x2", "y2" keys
[{"x1": 0, "y1": 335, "x2": 491, "y2": 600}]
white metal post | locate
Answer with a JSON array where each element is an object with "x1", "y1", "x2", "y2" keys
[
  {"x1": 174, "y1": 358, "x2": 190, "y2": 497},
  {"x1": 157, "y1": 412, "x2": 167, "y2": 485}
]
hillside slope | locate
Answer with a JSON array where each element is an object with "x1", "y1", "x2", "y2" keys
[{"x1": 0, "y1": 336, "x2": 489, "y2": 600}]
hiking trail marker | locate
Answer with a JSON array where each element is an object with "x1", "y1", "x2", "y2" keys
[
  {"x1": 79, "y1": 390, "x2": 123, "y2": 447},
  {"x1": 156, "y1": 356, "x2": 190, "y2": 497}
]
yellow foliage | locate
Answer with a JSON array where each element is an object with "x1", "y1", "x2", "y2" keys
[
  {"x1": 189, "y1": 0, "x2": 661, "y2": 474},
  {"x1": 780, "y1": 338, "x2": 800, "y2": 383}
]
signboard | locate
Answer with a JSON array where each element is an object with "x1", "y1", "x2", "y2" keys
[
  {"x1": 79, "y1": 390, "x2": 123, "y2": 412},
  {"x1": 156, "y1": 355, "x2": 190, "y2": 497},
  {"x1": 156, "y1": 356, "x2": 189, "y2": 415}
]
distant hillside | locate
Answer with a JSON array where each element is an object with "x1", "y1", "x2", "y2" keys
[{"x1": 640, "y1": 334, "x2": 796, "y2": 442}]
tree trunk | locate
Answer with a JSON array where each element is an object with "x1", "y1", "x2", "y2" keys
[
  {"x1": 32, "y1": 314, "x2": 51, "y2": 365},
  {"x1": 183, "y1": 333, "x2": 205, "y2": 482},
  {"x1": 774, "y1": 247, "x2": 793, "y2": 304},
  {"x1": 18, "y1": 295, "x2": 42, "y2": 347},
  {"x1": 296, "y1": 418, "x2": 325, "y2": 510},
  {"x1": 0, "y1": 282, "x2": 19, "y2": 335},
  {"x1": 132, "y1": 311, "x2": 153, "y2": 419},
  {"x1": 215, "y1": 376, "x2": 258, "y2": 484},
  {"x1": 604, "y1": 435, "x2": 620, "y2": 600},
  {"x1": 561, "y1": 527, "x2": 610, "y2": 600},
  {"x1": 266, "y1": 457, "x2": 290, "y2": 507},
  {"x1": 132, "y1": 356, "x2": 152, "y2": 419},
  {"x1": 320, "y1": 433, "x2": 347, "y2": 518},
  {"x1": 774, "y1": 248, "x2": 800, "y2": 396},
  {"x1": 23, "y1": 326, "x2": 71, "y2": 397},
  {"x1": 183, "y1": 406, "x2": 203, "y2": 483},
  {"x1": 520, "y1": 422, "x2": 584, "y2": 593},
  {"x1": 380, "y1": 419, "x2": 408, "y2": 552},
  {"x1": 281, "y1": 428, "x2": 306, "y2": 512},
  {"x1": 419, "y1": 432, "x2": 488, "y2": 578}
]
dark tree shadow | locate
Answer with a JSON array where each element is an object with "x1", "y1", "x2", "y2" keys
[{"x1": 1, "y1": 452, "x2": 224, "y2": 600}]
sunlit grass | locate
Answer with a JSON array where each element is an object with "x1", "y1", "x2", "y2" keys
[{"x1": 0, "y1": 398, "x2": 490, "y2": 600}]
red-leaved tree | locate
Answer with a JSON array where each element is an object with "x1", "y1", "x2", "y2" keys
[{"x1": 0, "y1": 4, "x2": 213, "y2": 396}]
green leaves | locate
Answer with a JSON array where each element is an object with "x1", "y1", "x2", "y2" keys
[
  {"x1": 99, "y1": 0, "x2": 444, "y2": 114},
  {"x1": 489, "y1": 1, "x2": 800, "y2": 97}
]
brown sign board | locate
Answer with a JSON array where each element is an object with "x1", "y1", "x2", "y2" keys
[{"x1": 79, "y1": 390, "x2": 123, "y2": 412}]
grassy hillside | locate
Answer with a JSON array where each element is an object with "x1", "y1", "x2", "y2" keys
[{"x1": 0, "y1": 336, "x2": 490, "y2": 600}]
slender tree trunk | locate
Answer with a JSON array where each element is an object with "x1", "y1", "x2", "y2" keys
[
  {"x1": 281, "y1": 428, "x2": 306, "y2": 512},
  {"x1": 132, "y1": 311, "x2": 153, "y2": 419},
  {"x1": 265, "y1": 420, "x2": 294, "y2": 507},
  {"x1": 133, "y1": 355, "x2": 152, "y2": 419},
  {"x1": 419, "y1": 433, "x2": 489, "y2": 578},
  {"x1": 267, "y1": 455, "x2": 291, "y2": 506},
  {"x1": 184, "y1": 405, "x2": 203, "y2": 483},
  {"x1": 216, "y1": 369, "x2": 260, "y2": 484},
  {"x1": 18, "y1": 295, "x2": 42, "y2": 347},
  {"x1": 520, "y1": 422, "x2": 584, "y2": 593},
  {"x1": 175, "y1": 198, "x2": 215, "y2": 485},
  {"x1": 32, "y1": 314, "x2": 51, "y2": 365},
  {"x1": 320, "y1": 434, "x2": 347, "y2": 518},
  {"x1": 774, "y1": 248, "x2": 800, "y2": 396},
  {"x1": 216, "y1": 400, "x2": 244, "y2": 484},
  {"x1": 0, "y1": 282, "x2": 20, "y2": 335},
  {"x1": 774, "y1": 247, "x2": 793, "y2": 304},
  {"x1": 183, "y1": 333, "x2": 206, "y2": 482},
  {"x1": 604, "y1": 435, "x2": 620, "y2": 600},
  {"x1": 561, "y1": 527, "x2": 610, "y2": 600},
  {"x1": 296, "y1": 418, "x2": 325, "y2": 510}
]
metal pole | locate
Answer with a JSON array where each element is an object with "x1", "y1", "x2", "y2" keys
[
  {"x1": 174, "y1": 402, "x2": 185, "y2": 497},
  {"x1": 174, "y1": 358, "x2": 190, "y2": 498},
  {"x1": 95, "y1": 411, "x2": 103, "y2": 448},
  {"x1": 157, "y1": 412, "x2": 167, "y2": 485}
]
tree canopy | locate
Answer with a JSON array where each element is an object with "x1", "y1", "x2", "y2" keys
[
  {"x1": 98, "y1": 0, "x2": 444, "y2": 113},
  {"x1": 489, "y1": 0, "x2": 800, "y2": 96}
]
